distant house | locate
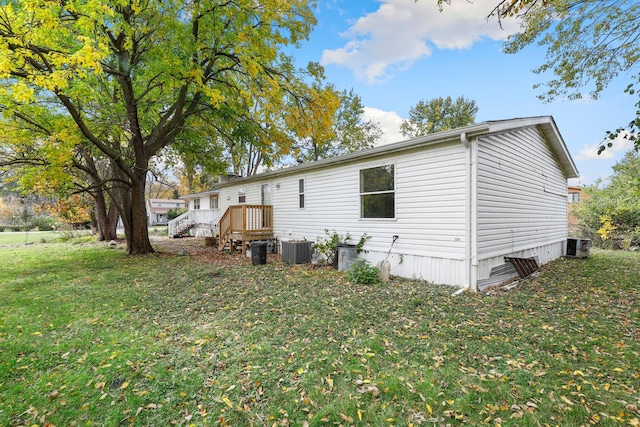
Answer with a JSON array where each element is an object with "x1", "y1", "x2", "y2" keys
[
  {"x1": 179, "y1": 116, "x2": 580, "y2": 290},
  {"x1": 147, "y1": 198, "x2": 186, "y2": 226},
  {"x1": 568, "y1": 185, "x2": 582, "y2": 204},
  {"x1": 567, "y1": 185, "x2": 584, "y2": 235}
]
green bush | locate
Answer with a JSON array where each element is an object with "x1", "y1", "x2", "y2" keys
[
  {"x1": 347, "y1": 260, "x2": 380, "y2": 285},
  {"x1": 30, "y1": 216, "x2": 56, "y2": 231},
  {"x1": 571, "y1": 152, "x2": 640, "y2": 249},
  {"x1": 314, "y1": 229, "x2": 370, "y2": 266},
  {"x1": 168, "y1": 207, "x2": 187, "y2": 220}
]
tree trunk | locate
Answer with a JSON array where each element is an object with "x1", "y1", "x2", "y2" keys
[
  {"x1": 128, "y1": 176, "x2": 153, "y2": 254},
  {"x1": 105, "y1": 200, "x2": 119, "y2": 240},
  {"x1": 109, "y1": 166, "x2": 154, "y2": 255},
  {"x1": 93, "y1": 189, "x2": 118, "y2": 241}
]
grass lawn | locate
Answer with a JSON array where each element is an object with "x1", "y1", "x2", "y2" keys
[
  {"x1": 0, "y1": 230, "x2": 63, "y2": 245},
  {"x1": 0, "y1": 240, "x2": 639, "y2": 426}
]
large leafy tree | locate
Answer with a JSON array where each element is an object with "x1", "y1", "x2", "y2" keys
[
  {"x1": 451, "y1": 0, "x2": 640, "y2": 152},
  {"x1": 572, "y1": 151, "x2": 640, "y2": 247},
  {"x1": 399, "y1": 96, "x2": 478, "y2": 138},
  {"x1": 330, "y1": 89, "x2": 383, "y2": 158},
  {"x1": 293, "y1": 86, "x2": 383, "y2": 162},
  {"x1": 287, "y1": 81, "x2": 341, "y2": 162},
  {"x1": 0, "y1": 109, "x2": 120, "y2": 240},
  {"x1": 0, "y1": 0, "x2": 317, "y2": 254}
]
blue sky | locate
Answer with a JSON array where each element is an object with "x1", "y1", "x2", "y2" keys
[{"x1": 289, "y1": 0, "x2": 638, "y2": 185}]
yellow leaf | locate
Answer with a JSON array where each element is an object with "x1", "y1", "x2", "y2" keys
[
  {"x1": 560, "y1": 396, "x2": 574, "y2": 405},
  {"x1": 572, "y1": 370, "x2": 585, "y2": 376},
  {"x1": 326, "y1": 377, "x2": 333, "y2": 389},
  {"x1": 613, "y1": 368, "x2": 624, "y2": 372},
  {"x1": 357, "y1": 409, "x2": 363, "y2": 421},
  {"x1": 222, "y1": 396, "x2": 233, "y2": 408},
  {"x1": 426, "y1": 403, "x2": 433, "y2": 414},
  {"x1": 119, "y1": 382, "x2": 129, "y2": 390},
  {"x1": 603, "y1": 383, "x2": 611, "y2": 390}
]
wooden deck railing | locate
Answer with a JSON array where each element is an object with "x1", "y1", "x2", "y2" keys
[{"x1": 218, "y1": 205, "x2": 273, "y2": 254}]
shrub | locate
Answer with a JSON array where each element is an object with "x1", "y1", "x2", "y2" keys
[
  {"x1": 168, "y1": 207, "x2": 187, "y2": 220},
  {"x1": 30, "y1": 216, "x2": 56, "y2": 231},
  {"x1": 347, "y1": 260, "x2": 380, "y2": 285},
  {"x1": 314, "y1": 229, "x2": 370, "y2": 266}
]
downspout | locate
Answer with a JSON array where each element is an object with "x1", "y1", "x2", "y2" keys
[
  {"x1": 461, "y1": 132, "x2": 478, "y2": 291},
  {"x1": 460, "y1": 132, "x2": 469, "y2": 148}
]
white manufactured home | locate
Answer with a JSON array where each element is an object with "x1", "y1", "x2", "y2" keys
[{"x1": 191, "y1": 116, "x2": 578, "y2": 290}]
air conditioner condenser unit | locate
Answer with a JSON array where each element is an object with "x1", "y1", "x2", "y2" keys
[{"x1": 567, "y1": 238, "x2": 591, "y2": 258}]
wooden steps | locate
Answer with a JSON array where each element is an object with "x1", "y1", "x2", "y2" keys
[{"x1": 218, "y1": 205, "x2": 273, "y2": 255}]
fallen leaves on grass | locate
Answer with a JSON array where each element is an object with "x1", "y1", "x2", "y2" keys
[{"x1": 1, "y1": 243, "x2": 639, "y2": 426}]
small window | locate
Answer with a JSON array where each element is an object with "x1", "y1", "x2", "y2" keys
[
  {"x1": 360, "y1": 165, "x2": 395, "y2": 218},
  {"x1": 568, "y1": 192, "x2": 580, "y2": 203},
  {"x1": 238, "y1": 188, "x2": 246, "y2": 203},
  {"x1": 298, "y1": 179, "x2": 305, "y2": 209},
  {"x1": 193, "y1": 199, "x2": 200, "y2": 210},
  {"x1": 210, "y1": 196, "x2": 218, "y2": 209}
]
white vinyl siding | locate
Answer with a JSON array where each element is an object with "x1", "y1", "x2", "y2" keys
[
  {"x1": 277, "y1": 144, "x2": 465, "y2": 258},
  {"x1": 218, "y1": 142, "x2": 468, "y2": 285},
  {"x1": 476, "y1": 127, "x2": 568, "y2": 260},
  {"x1": 298, "y1": 179, "x2": 305, "y2": 209},
  {"x1": 219, "y1": 185, "x2": 261, "y2": 212}
]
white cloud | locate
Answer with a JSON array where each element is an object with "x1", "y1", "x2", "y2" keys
[
  {"x1": 577, "y1": 132, "x2": 635, "y2": 160},
  {"x1": 363, "y1": 106, "x2": 405, "y2": 145},
  {"x1": 321, "y1": 0, "x2": 519, "y2": 83}
]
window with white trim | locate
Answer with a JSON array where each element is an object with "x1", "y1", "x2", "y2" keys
[
  {"x1": 360, "y1": 165, "x2": 395, "y2": 219},
  {"x1": 238, "y1": 188, "x2": 246, "y2": 203},
  {"x1": 298, "y1": 179, "x2": 305, "y2": 209},
  {"x1": 193, "y1": 199, "x2": 200, "y2": 210}
]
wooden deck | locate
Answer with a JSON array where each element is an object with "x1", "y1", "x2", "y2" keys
[{"x1": 218, "y1": 205, "x2": 273, "y2": 255}]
